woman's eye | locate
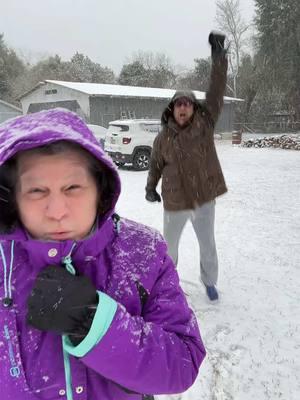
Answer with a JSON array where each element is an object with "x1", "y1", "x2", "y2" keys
[
  {"x1": 26, "y1": 188, "x2": 46, "y2": 198},
  {"x1": 66, "y1": 185, "x2": 81, "y2": 191},
  {"x1": 28, "y1": 188, "x2": 44, "y2": 194}
]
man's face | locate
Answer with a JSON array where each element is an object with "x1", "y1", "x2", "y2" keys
[{"x1": 173, "y1": 97, "x2": 194, "y2": 127}]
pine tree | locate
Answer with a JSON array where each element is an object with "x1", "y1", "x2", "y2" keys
[
  {"x1": 0, "y1": 34, "x2": 25, "y2": 102},
  {"x1": 255, "y1": 0, "x2": 300, "y2": 120}
]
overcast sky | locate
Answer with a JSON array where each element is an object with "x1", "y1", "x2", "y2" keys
[{"x1": 1, "y1": 0, "x2": 255, "y2": 73}]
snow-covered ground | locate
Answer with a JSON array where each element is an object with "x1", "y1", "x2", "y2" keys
[{"x1": 115, "y1": 141, "x2": 300, "y2": 400}]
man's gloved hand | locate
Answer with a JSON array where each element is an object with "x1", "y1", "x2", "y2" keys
[
  {"x1": 145, "y1": 189, "x2": 161, "y2": 202},
  {"x1": 209, "y1": 31, "x2": 226, "y2": 56},
  {"x1": 27, "y1": 265, "x2": 98, "y2": 345}
]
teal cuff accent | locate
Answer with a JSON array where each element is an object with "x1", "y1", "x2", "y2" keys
[
  {"x1": 62, "y1": 337, "x2": 74, "y2": 400},
  {"x1": 63, "y1": 291, "x2": 117, "y2": 358}
]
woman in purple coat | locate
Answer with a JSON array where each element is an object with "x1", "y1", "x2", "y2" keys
[{"x1": 0, "y1": 108, "x2": 205, "y2": 400}]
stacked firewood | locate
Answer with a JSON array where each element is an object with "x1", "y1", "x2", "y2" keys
[{"x1": 242, "y1": 134, "x2": 300, "y2": 150}]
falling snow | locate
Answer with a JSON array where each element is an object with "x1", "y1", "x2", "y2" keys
[{"x1": 116, "y1": 139, "x2": 300, "y2": 400}]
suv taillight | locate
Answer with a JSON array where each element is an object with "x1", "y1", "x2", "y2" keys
[{"x1": 122, "y1": 137, "x2": 131, "y2": 144}]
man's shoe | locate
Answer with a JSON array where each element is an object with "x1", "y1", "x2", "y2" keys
[{"x1": 206, "y1": 285, "x2": 219, "y2": 301}]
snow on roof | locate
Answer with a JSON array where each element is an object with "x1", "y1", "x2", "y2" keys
[{"x1": 45, "y1": 80, "x2": 243, "y2": 102}]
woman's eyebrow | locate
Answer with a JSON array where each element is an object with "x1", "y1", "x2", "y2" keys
[{"x1": 18, "y1": 174, "x2": 41, "y2": 184}]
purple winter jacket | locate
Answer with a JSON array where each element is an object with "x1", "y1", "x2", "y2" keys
[{"x1": 0, "y1": 109, "x2": 206, "y2": 400}]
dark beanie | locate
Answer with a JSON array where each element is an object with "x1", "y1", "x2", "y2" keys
[{"x1": 171, "y1": 90, "x2": 197, "y2": 103}]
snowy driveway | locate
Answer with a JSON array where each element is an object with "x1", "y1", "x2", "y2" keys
[{"x1": 116, "y1": 141, "x2": 300, "y2": 400}]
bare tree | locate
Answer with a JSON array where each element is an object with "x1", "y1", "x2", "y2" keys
[
  {"x1": 215, "y1": 0, "x2": 249, "y2": 97},
  {"x1": 119, "y1": 51, "x2": 176, "y2": 88}
]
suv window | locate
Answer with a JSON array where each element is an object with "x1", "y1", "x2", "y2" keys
[
  {"x1": 108, "y1": 124, "x2": 129, "y2": 132},
  {"x1": 140, "y1": 123, "x2": 161, "y2": 133}
]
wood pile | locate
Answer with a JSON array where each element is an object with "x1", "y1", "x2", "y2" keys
[{"x1": 242, "y1": 134, "x2": 300, "y2": 150}]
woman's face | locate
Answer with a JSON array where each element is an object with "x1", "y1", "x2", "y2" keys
[{"x1": 15, "y1": 149, "x2": 98, "y2": 241}]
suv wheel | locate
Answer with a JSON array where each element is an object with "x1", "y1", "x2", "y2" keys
[{"x1": 133, "y1": 150, "x2": 150, "y2": 171}]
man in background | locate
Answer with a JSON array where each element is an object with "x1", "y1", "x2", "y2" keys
[{"x1": 145, "y1": 32, "x2": 228, "y2": 301}]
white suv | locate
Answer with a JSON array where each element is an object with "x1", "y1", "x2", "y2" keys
[{"x1": 104, "y1": 119, "x2": 161, "y2": 170}]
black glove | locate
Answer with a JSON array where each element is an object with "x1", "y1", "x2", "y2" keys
[
  {"x1": 27, "y1": 265, "x2": 98, "y2": 345},
  {"x1": 145, "y1": 189, "x2": 161, "y2": 202},
  {"x1": 209, "y1": 31, "x2": 226, "y2": 56}
]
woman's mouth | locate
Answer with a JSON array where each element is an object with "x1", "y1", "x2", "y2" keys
[{"x1": 48, "y1": 232, "x2": 71, "y2": 240}]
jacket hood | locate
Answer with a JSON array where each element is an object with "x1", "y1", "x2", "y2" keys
[
  {"x1": 161, "y1": 90, "x2": 201, "y2": 127},
  {"x1": 0, "y1": 108, "x2": 121, "y2": 232}
]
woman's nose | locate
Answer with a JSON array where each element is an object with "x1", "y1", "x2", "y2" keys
[{"x1": 45, "y1": 194, "x2": 68, "y2": 220}]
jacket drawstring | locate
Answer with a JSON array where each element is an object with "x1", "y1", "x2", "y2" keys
[
  {"x1": 0, "y1": 241, "x2": 15, "y2": 307},
  {"x1": 62, "y1": 242, "x2": 77, "y2": 275},
  {"x1": 61, "y1": 242, "x2": 77, "y2": 400},
  {"x1": 62, "y1": 345, "x2": 74, "y2": 400}
]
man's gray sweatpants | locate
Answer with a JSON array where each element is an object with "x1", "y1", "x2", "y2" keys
[{"x1": 163, "y1": 200, "x2": 218, "y2": 286}]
